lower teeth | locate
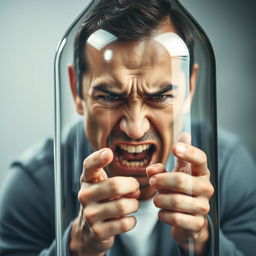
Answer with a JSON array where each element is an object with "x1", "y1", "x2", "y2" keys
[{"x1": 120, "y1": 158, "x2": 148, "y2": 167}]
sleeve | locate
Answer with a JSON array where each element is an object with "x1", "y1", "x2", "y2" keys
[
  {"x1": 0, "y1": 165, "x2": 73, "y2": 256},
  {"x1": 217, "y1": 138, "x2": 256, "y2": 256}
]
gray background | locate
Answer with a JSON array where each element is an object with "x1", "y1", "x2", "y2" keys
[{"x1": 0, "y1": 0, "x2": 255, "y2": 184}]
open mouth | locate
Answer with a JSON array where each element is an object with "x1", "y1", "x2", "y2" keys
[{"x1": 114, "y1": 143, "x2": 156, "y2": 169}]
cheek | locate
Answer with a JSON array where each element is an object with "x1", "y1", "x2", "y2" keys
[
  {"x1": 151, "y1": 106, "x2": 174, "y2": 132},
  {"x1": 149, "y1": 108, "x2": 174, "y2": 162},
  {"x1": 149, "y1": 105, "x2": 185, "y2": 164},
  {"x1": 85, "y1": 105, "x2": 121, "y2": 148}
]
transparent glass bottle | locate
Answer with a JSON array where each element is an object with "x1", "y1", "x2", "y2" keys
[{"x1": 54, "y1": 0, "x2": 219, "y2": 255}]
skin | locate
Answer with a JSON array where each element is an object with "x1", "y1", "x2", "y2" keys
[{"x1": 69, "y1": 19, "x2": 214, "y2": 256}]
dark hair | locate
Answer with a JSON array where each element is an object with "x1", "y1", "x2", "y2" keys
[{"x1": 74, "y1": 0, "x2": 194, "y2": 97}]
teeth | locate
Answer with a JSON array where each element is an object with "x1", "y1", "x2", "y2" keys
[
  {"x1": 135, "y1": 145, "x2": 143, "y2": 153},
  {"x1": 121, "y1": 159, "x2": 149, "y2": 167},
  {"x1": 119, "y1": 144, "x2": 150, "y2": 153},
  {"x1": 127, "y1": 145, "x2": 136, "y2": 153},
  {"x1": 142, "y1": 145, "x2": 148, "y2": 151},
  {"x1": 117, "y1": 144, "x2": 153, "y2": 168}
]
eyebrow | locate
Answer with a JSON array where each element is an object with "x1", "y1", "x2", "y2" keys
[
  {"x1": 145, "y1": 84, "x2": 178, "y2": 97},
  {"x1": 92, "y1": 83, "x2": 178, "y2": 97},
  {"x1": 92, "y1": 84, "x2": 126, "y2": 97}
]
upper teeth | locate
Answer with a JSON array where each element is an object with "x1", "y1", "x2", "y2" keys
[{"x1": 119, "y1": 144, "x2": 150, "y2": 153}]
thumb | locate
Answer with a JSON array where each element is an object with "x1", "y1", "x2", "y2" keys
[
  {"x1": 81, "y1": 148, "x2": 113, "y2": 184},
  {"x1": 173, "y1": 132, "x2": 191, "y2": 174}
]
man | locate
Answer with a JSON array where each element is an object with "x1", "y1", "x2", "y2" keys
[{"x1": 0, "y1": 1, "x2": 255, "y2": 256}]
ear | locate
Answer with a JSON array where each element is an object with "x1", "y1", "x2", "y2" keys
[
  {"x1": 183, "y1": 63, "x2": 199, "y2": 113},
  {"x1": 189, "y1": 63, "x2": 198, "y2": 100},
  {"x1": 68, "y1": 65, "x2": 84, "y2": 115}
]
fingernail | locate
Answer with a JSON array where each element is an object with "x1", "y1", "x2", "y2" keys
[
  {"x1": 149, "y1": 176, "x2": 156, "y2": 186},
  {"x1": 176, "y1": 144, "x2": 187, "y2": 154},
  {"x1": 101, "y1": 150, "x2": 107, "y2": 162}
]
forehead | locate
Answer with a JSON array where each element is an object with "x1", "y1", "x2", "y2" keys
[
  {"x1": 83, "y1": 21, "x2": 189, "y2": 90},
  {"x1": 86, "y1": 38, "x2": 172, "y2": 71}
]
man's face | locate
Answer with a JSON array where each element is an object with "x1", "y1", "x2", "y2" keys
[{"x1": 78, "y1": 25, "x2": 190, "y2": 195}]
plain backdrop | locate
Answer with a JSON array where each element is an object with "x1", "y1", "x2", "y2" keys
[{"x1": 0, "y1": 0, "x2": 256, "y2": 184}]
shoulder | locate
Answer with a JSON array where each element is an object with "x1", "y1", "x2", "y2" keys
[
  {"x1": 3, "y1": 138, "x2": 56, "y2": 202},
  {"x1": 0, "y1": 138, "x2": 57, "y2": 248},
  {"x1": 11, "y1": 138, "x2": 54, "y2": 180},
  {"x1": 0, "y1": 138, "x2": 55, "y2": 212},
  {"x1": 217, "y1": 128, "x2": 241, "y2": 162},
  {"x1": 217, "y1": 128, "x2": 255, "y2": 177},
  {"x1": 8, "y1": 121, "x2": 90, "y2": 184},
  {"x1": 217, "y1": 128, "x2": 256, "y2": 218}
]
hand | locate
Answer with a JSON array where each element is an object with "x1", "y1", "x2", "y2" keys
[
  {"x1": 69, "y1": 148, "x2": 140, "y2": 256},
  {"x1": 146, "y1": 135, "x2": 214, "y2": 255}
]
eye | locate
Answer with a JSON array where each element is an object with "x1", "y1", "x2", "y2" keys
[
  {"x1": 152, "y1": 95, "x2": 166, "y2": 102},
  {"x1": 151, "y1": 94, "x2": 172, "y2": 102},
  {"x1": 95, "y1": 93, "x2": 124, "y2": 108},
  {"x1": 146, "y1": 93, "x2": 174, "y2": 108},
  {"x1": 98, "y1": 94, "x2": 122, "y2": 102}
]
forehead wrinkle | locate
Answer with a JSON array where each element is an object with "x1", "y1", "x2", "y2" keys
[
  {"x1": 126, "y1": 76, "x2": 161, "y2": 98},
  {"x1": 92, "y1": 63, "x2": 172, "y2": 95},
  {"x1": 124, "y1": 76, "x2": 146, "y2": 101}
]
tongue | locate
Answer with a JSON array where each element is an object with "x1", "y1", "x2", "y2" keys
[{"x1": 121, "y1": 150, "x2": 149, "y2": 160}]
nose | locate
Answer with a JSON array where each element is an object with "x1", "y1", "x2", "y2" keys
[{"x1": 119, "y1": 103, "x2": 150, "y2": 139}]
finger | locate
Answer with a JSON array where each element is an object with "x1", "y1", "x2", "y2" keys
[
  {"x1": 154, "y1": 193, "x2": 210, "y2": 215},
  {"x1": 148, "y1": 172, "x2": 214, "y2": 197},
  {"x1": 81, "y1": 148, "x2": 113, "y2": 183},
  {"x1": 173, "y1": 143, "x2": 209, "y2": 176},
  {"x1": 173, "y1": 132, "x2": 192, "y2": 174},
  {"x1": 158, "y1": 211, "x2": 205, "y2": 233},
  {"x1": 84, "y1": 198, "x2": 139, "y2": 225},
  {"x1": 124, "y1": 190, "x2": 141, "y2": 199},
  {"x1": 146, "y1": 163, "x2": 166, "y2": 178},
  {"x1": 91, "y1": 216, "x2": 136, "y2": 241},
  {"x1": 78, "y1": 176, "x2": 140, "y2": 205}
]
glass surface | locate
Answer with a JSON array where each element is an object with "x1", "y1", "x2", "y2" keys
[{"x1": 54, "y1": 0, "x2": 218, "y2": 255}]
